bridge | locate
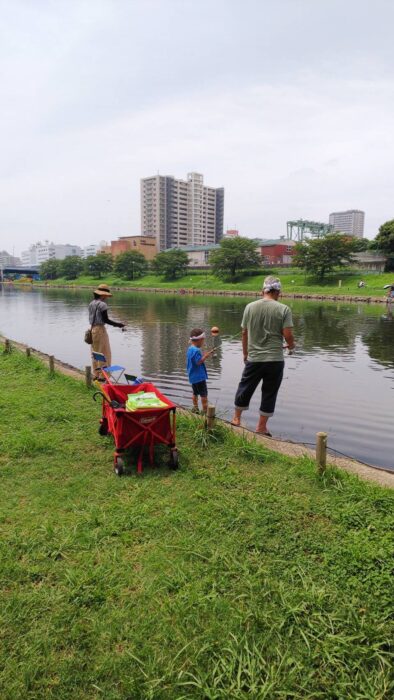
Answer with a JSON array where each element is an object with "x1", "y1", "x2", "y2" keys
[{"x1": 0, "y1": 267, "x2": 41, "y2": 281}]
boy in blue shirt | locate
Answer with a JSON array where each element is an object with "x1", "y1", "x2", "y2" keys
[{"x1": 186, "y1": 328, "x2": 214, "y2": 413}]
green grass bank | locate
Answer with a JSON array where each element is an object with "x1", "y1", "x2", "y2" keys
[
  {"x1": 1, "y1": 347, "x2": 393, "y2": 699},
  {"x1": 26, "y1": 269, "x2": 394, "y2": 298}
]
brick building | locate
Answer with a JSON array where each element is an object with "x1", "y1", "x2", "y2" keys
[
  {"x1": 256, "y1": 238, "x2": 296, "y2": 265},
  {"x1": 106, "y1": 236, "x2": 158, "y2": 261}
]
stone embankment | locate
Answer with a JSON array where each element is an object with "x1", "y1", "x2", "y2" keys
[{"x1": 18, "y1": 281, "x2": 389, "y2": 304}]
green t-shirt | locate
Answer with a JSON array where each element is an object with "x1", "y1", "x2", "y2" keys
[{"x1": 241, "y1": 299, "x2": 293, "y2": 362}]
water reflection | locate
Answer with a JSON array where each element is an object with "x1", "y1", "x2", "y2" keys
[
  {"x1": 362, "y1": 311, "x2": 394, "y2": 368},
  {"x1": 0, "y1": 286, "x2": 393, "y2": 470},
  {"x1": 292, "y1": 303, "x2": 359, "y2": 353}
]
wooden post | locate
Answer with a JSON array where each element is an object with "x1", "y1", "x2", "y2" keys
[
  {"x1": 26, "y1": 347, "x2": 31, "y2": 358},
  {"x1": 316, "y1": 432, "x2": 328, "y2": 474},
  {"x1": 338, "y1": 279, "x2": 342, "y2": 288},
  {"x1": 49, "y1": 355, "x2": 55, "y2": 374},
  {"x1": 206, "y1": 405, "x2": 216, "y2": 430},
  {"x1": 85, "y1": 365, "x2": 92, "y2": 388},
  {"x1": 4, "y1": 338, "x2": 11, "y2": 353}
]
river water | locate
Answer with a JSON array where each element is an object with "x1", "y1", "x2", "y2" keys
[{"x1": 1, "y1": 285, "x2": 393, "y2": 470}]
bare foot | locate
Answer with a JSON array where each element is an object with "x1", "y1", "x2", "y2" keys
[
  {"x1": 256, "y1": 418, "x2": 269, "y2": 433},
  {"x1": 230, "y1": 417, "x2": 241, "y2": 427}
]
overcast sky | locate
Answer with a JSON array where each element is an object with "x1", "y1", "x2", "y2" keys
[{"x1": 1, "y1": 0, "x2": 393, "y2": 255}]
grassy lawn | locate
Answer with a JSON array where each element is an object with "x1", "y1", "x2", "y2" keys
[
  {"x1": 29, "y1": 269, "x2": 394, "y2": 298},
  {"x1": 1, "y1": 348, "x2": 393, "y2": 699}
]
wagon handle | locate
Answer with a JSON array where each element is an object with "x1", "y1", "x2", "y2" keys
[
  {"x1": 93, "y1": 391, "x2": 107, "y2": 403},
  {"x1": 92, "y1": 391, "x2": 124, "y2": 409}
]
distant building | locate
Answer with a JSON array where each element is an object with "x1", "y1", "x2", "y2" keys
[
  {"x1": 256, "y1": 238, "x2": 297, "y2": 265},
  {"x1": 21, "y1": 245, "x2": 38, "y2": 267},
  {"x1": 82, "y1": 242, "x2": 108, "y2": 258},
  {"x1": 329, "y1": 210, "x2": 365, "y2": 238},
  {"x1": 224, "y1": 229, "x2": 239, "y2": 237},
  {"x1": 351, "y1": 252, "x2": 386, "y2": 272},
  {"x1": 164, "y1": 243, "x2": 220, "y2": 268},
  {"x1": 21, "y1": 242, "x2": 83, "y2": 266},
  {"x1": 36, "y1": 243, "x2": 83, "y2": 265},
  {"x1": 140, "y1": 172, "x2": 224, "y2": 251},
  {"x1": 0, "y1": 250, "x2": 22, "y2": 267},
  {"x1": 108, "y1": 235, "x2": 158, "y2": 261}
]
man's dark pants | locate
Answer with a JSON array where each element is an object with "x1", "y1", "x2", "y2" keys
[{"x1": 234, "y1": 360, "x2": 284, "y2": 416}]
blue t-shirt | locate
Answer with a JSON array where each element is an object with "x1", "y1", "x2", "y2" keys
[{"x1": 186, "y1": 345, "x2": 208, "y2": 384}]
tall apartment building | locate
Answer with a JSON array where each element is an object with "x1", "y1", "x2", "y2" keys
[
  {"x1": 140, "y1": 172, "x2": 224, "y2": 251},
  {"x1": 329, "y1": 210, "x2": 365, "y2": 238}
]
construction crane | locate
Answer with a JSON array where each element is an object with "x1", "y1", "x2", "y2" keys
[{"x1": 286, "y1": 219, "x2": 334, "y2": 241}]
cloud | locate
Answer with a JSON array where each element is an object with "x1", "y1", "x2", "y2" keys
[{"x1": 0, "y1": 0, "x2": 393, "y2": 253}]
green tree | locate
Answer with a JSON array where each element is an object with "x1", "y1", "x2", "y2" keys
[
  {"x1": 374, "y1": 219, "x2": 394, "y2": 253},
  {"x1": 293, "y1": 234, "x2": 357, "y2": 281},
  {"x1": 59, "y1": 256, "x2": 85, "y2": 280},
  {"x1": 39, "y1": 259, "x2": 61, "y2": 280},
  {"x1": 152, "y1": 248, "x2": 189, "y2": 280},
  {"x1": 114, "y1": 251, "x2": 148, "y2": 279},
  {"x1": 373, "y1": 219, "x2": 394, "y2": 270},
  {"x1": 85, "y1": 253, "x2": 113, "y2": 278},
  {"x1": 351, "y1": 237, "x2": 369, "y2": 252},
  {"x1": 209, "y1": 237, "x2": 261, "y2": 281}
]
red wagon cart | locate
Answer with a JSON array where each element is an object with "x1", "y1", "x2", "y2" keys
[{"x1": 94, "y1": 380, "x2": 179, "y2": 475}]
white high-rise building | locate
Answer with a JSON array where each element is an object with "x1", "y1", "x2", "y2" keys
[
  {"x1": 82, "y1": 242, "x2": 107, "y2": 258},
  {"x1": 140, "y1": 172, "x2": 224, "y2": 251},
  {"x1": 329, "y1": 210, "x2": 365, "y2": 238},
  {"x1": 0, "y1": 250, "x2": 22, "y2": 268},
  {"x1": 21, "y1": 242, "x2": 83, "y2": 266},
  {"x1": 21, "y1": 244, "x2": 38, "y2": 266},
  {"x1": 0, "y1": 251, "x2": 22, "y2": 267}
]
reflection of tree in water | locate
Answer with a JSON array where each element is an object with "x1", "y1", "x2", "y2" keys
[
  {"x1": 139, "y1": 296, "x2": 232, "y2": 375},
  {"x1": 35, "y1": 288, "x2": 394, "y2": 374},
  {"x1": 361, "y1": 314, "x2": 394, "y2": 369},
  {"x1": 291, "y1": 303, "x2": 359, "y2": 352},
  {"x1": 141, "y1": 318, "x2": 187, "y2": 375},
  {"x1": 289, "y1": 300, "x2": 394, "y2": 370}
]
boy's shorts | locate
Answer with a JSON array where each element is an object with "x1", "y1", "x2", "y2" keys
[{"x1": 192, "y1": 380, "x2": 208, "y2": 398}]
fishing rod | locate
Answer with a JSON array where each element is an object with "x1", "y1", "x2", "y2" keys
[{"x1": 208, "y1": 327, "x2": 296, "y2": 356}]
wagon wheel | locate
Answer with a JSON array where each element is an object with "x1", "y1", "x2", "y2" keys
[
  {"x1": 114, "y1": 456, "x2": 125, "y2": 476},
  {"x1": 169, "y1": 448, "x2": 179, "y2": 470}
]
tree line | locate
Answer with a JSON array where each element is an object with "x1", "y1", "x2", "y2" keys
[
  {"x1": 39, "y1": 239, "x2": 263, "y2": 282},
  {"x1": 293, "y1": 218, "x2": 394, "y2": 278},
  {"x1": 40, "y1": 249, "x2": 195, "y2": 281},
  {"x1": 40, "y1": 218, "x2": 394, "y2": 282}
]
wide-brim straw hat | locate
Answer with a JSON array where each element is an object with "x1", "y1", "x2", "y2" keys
[{"x1": 94, "y1": 284, "x2": 112, "y2": 297}]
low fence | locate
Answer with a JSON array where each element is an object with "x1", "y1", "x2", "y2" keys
[{"x1": 2, "y1": 334, "x2": 394, "y2": 488}]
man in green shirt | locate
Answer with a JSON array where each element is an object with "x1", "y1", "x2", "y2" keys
[{"x1": 231, "y1": 276, "x2": 295, "y2": 436}]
